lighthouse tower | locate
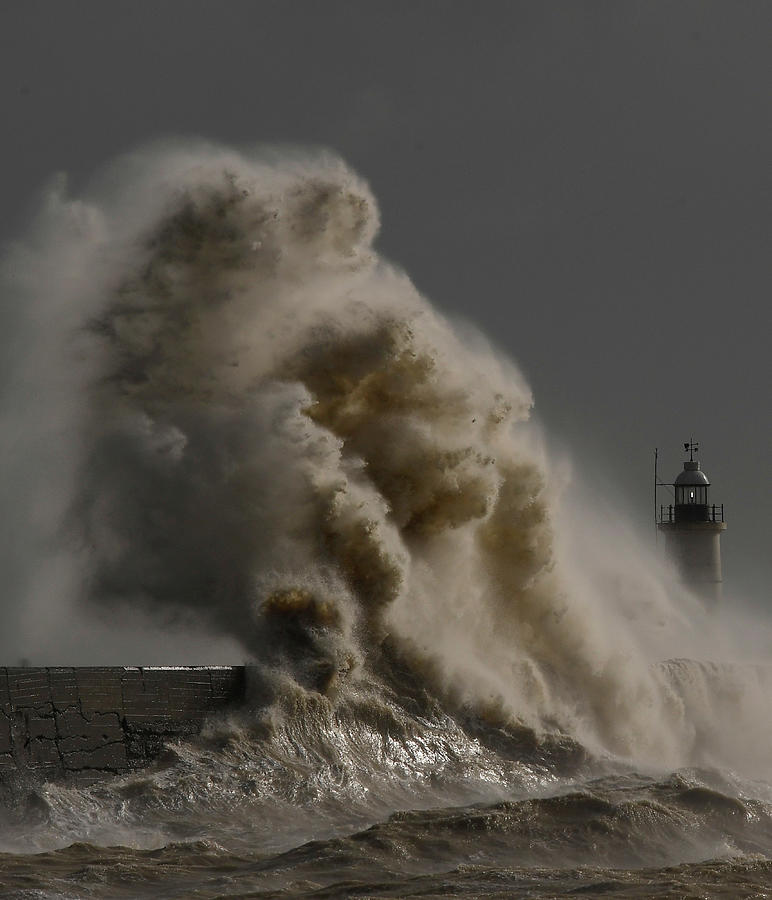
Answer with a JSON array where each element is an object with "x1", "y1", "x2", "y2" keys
[{"x1": 658, "y1": 441, "x2": 726, "y2": 605}]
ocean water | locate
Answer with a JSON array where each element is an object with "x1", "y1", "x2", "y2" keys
[
  {"x1": 0, "y1": 143, "x2": 770, "y2": 898},
  {"x1": 2, "y1": 664, "x2": 772, "y2": 898}
]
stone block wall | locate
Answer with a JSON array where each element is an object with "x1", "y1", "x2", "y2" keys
[{"x1": 0, "y1": 667, "x2": 246, "y2": 780}]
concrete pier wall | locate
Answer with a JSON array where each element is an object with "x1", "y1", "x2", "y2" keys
[{"x1": 0, "y1": 667, "x2": 246, "y2": 780}]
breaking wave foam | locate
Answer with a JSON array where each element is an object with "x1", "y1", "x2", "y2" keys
[{"x1": 1, "y1": 141, "x2": 770, "y2": 777}]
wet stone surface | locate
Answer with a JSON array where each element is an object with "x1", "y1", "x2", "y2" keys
[{"x1": 0, "y1": 667, "x2": 245, "y2": 780}]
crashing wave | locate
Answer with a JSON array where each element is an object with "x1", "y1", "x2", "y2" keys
[{"x1": 1, "y1": 142, "x2": 769, "y2": 779}]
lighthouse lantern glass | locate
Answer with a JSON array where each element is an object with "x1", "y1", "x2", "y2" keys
[{"x1": 675, "y1": 484, "x2": 707, "y2": 505}]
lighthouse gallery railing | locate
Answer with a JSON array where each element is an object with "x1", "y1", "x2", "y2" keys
[{"x1": 659, "y1": 504, "x2": 724, "y2": 524}]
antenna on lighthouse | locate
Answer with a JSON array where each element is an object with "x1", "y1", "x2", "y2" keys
[{"x1": 654, "y1": 447, "x2": 659, "y2": 544}]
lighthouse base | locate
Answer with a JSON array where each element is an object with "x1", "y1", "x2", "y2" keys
[{"x1": 658, "y1": 520, "x2": 726, "y2": 606}]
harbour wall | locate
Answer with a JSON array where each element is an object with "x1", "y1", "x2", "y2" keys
[{"x1": 0, "y1": 667, "x2": 247, "y2": 780}]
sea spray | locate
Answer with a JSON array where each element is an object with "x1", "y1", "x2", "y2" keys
[{"x1": 1, "y1": 141, "x2": 770, "y2": 778}]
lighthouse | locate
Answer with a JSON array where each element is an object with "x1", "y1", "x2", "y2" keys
[{"x1": 657, "y1": 441, "x2": 726, "y2": 605}]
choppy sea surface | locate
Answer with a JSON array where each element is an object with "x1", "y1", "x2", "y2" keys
[{"x1": 1, "y1": 661, "x2": 772, "y2": 899}]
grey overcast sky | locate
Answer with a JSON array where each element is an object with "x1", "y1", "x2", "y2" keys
[{"x1": 1, "y1": 1, "x2": 770, "y2": 602}]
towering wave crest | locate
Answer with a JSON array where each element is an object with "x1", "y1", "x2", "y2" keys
[{"x1": 1, "y1": 142, "x2": 770, "y2": 777}]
